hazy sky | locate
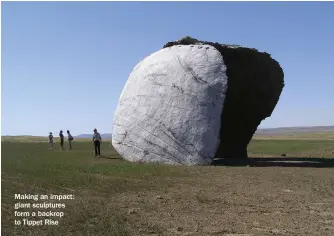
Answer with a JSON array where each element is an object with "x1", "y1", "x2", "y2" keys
[{"x1": 2, "y1": 1, "x2": 334, "y2": 136}]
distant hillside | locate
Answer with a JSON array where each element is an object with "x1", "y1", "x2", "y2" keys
[
  {"x1": 75, "y1": 127, "x2": 334, "y2": 138},
  {"x1": 255, "y1": 126, "x2": 334, "y2": 135},
  {"x1": 75, "y1": 133, "x2": 112, "y2": 139},
  {"x1": 2, "y1": 126, "x2": 334, "y2": 141}
]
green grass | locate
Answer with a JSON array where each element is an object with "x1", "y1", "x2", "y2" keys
[
  {"x1": 1, "y1": 141, "x2": 197, "y2": 235},
  {"x1": 248, "y1": 139, "x2": 334, "y2": 157},
  {"x1": 1, "y1": 138, "x2": 334, "y2": 235}
]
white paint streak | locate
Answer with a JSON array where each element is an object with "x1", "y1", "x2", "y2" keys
[{"x1": 112, "y1": 45, "x2": 228, "y2": 165}]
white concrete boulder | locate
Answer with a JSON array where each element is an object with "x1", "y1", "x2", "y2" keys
[{"x1": 112, "y1": 37, "x2": 284, "y2": 165}]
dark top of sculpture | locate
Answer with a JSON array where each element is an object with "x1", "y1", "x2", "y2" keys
[{"x1": 164, "y1": 36, "x2": 251, "y2": 50}]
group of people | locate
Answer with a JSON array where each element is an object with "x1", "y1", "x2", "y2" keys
[
  {"x1": 48, "y1": 130, "x2": 73, "y2": 151},
  {"x1": 48, "y1": 128, "x2": 103, "y2": 157}
]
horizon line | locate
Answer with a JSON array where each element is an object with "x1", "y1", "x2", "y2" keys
[{"x1": 1, "y1": 125, "x2": 334, "y2": 137}]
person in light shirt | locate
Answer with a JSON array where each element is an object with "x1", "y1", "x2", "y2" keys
[{"x1": 92, "y1": 128, "x2": 102, "y2": 157}]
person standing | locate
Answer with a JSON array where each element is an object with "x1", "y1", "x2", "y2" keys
[
  {"x1": 48, "y1": 132, "x2": 54, "y2": 150},
  {"x1": 67, "y1": 130, "x2": 73, "y2": 150},
  {"x1": 92, "y1": 128, "x2": 102, "y2": 157},
  {"x1": 59, "y1": 130, "x2": 64, "y2": 150}
]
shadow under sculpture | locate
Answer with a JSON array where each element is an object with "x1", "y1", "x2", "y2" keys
[{"x1": 112, "y1": 36, "x2": 284, "y2": 165}]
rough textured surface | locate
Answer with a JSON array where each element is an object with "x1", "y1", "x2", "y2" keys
[
  {"x1": 112, "y1": 44, "x2": 228, "y2": 165},
  {"x1": 113, "y1": 36, "x2": 284, "y2": 165},
  {"x1": 163, "y1": 37, "x2": 285, "y2": 159}
]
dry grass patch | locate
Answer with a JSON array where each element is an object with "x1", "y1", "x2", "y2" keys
[{"x1": 2, "y1": 139, "x2": 334, "y2": 235}]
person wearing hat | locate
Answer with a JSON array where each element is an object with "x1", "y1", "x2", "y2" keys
[
  {"x1": 59, "y1": 130, "x2": 64, "y2": 150},
  {"x1": 92, "y1": 128, "x2": 102, "y2": 157},
  {"x1": 67, "y1": 130, "x2": 74, "y2": 150},
  {"x1": 48, "y1": 132, "x2": 54, "y2": 150}
]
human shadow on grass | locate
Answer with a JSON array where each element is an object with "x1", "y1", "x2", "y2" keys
[
  {"x1": 94, "y1": 154, "x2": 122, "y2": 160},
  {"x1": 211, "y1": 157, "x2": 334, "y2": 168}
]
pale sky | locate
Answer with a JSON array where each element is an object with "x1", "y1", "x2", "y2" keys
[{"x1": 2, "y1": 1, "x2": 334, "y2": 136}]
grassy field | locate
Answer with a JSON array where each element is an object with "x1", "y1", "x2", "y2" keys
[{"x1": 1, "y1": 137, "x2": 334, "y2": 236}]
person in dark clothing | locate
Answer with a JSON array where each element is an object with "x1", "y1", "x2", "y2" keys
[
  {"x1": 59, "y1": 130, "x2": 64, "y2": 150},
  {"x1": 67, "y1": 130, "x2": 73, "y2": 150},
  {"x1": 92, "y1": 128, "x2": 102, "y2": 157}
]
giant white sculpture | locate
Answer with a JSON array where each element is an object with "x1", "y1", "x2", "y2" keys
[
  {"x1": 112, "y1": 44, "x2": 228, "y2": 165},
  {"x1": 112, "y1": 37, "x2": 284, "y2": 165}
]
